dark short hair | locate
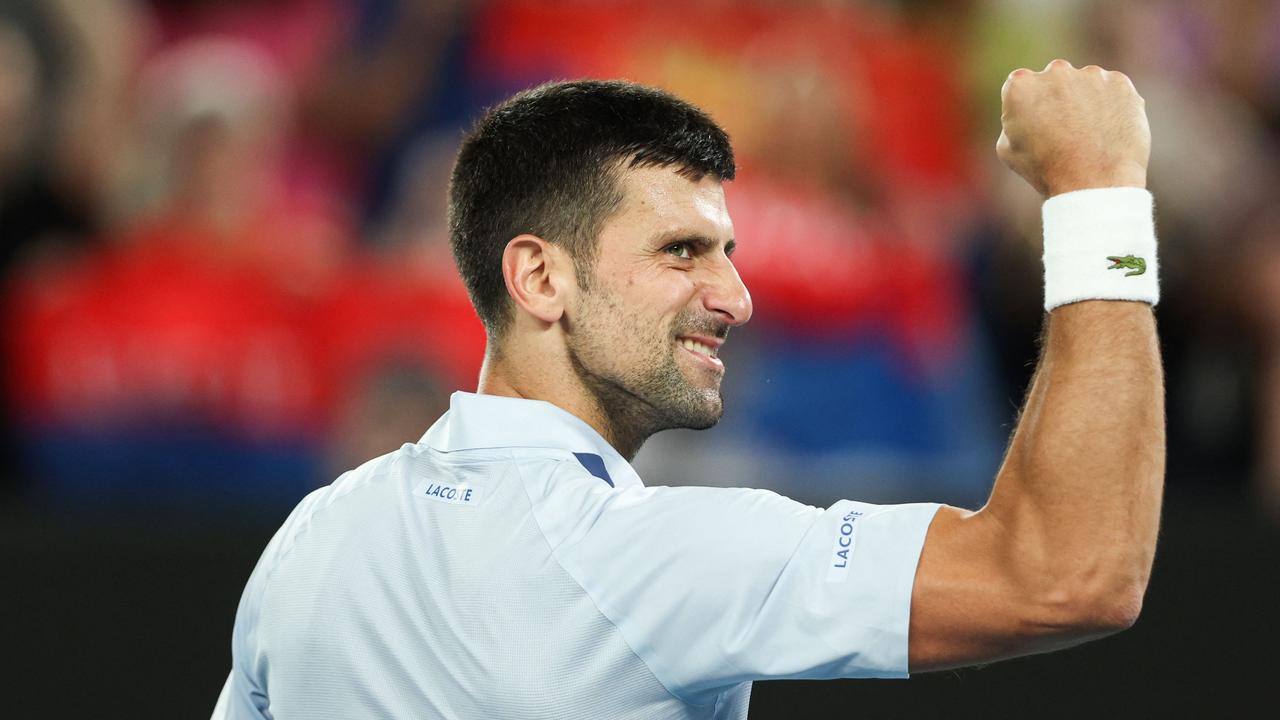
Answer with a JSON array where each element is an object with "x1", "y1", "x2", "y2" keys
[{"x1": 448, "y1": 79, "x2": 736, "y2": 336}]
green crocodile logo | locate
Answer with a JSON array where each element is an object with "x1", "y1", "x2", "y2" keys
[{"x1": 1106, "y1": 255, "x2": 1147, "y2": 277}]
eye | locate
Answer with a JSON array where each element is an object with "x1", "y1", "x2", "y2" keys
[{"x1": 665, "y1": 242, "x2": 692, "y2": 259}]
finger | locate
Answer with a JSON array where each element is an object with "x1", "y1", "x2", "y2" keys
[
  {"x1": 995, "y1": 130, "x2": 1011, "y2": 160},
  {"x1": 1002, "y1": 68, "x2": 1030, "y2": 102},
  {"x1": 1105, "y1": 69, "x2": 1143, "y2": 103},
  {"x1": 1043, "y1": 58, "x2": 1074, "y2": 72}
]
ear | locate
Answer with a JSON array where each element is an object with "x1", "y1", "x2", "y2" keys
[{"x1": 501, "y1": 234, "x2": 575, "y2": 325}]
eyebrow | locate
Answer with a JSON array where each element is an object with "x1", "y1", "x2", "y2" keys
[{"x1": 653, "y1": 230, "x2": 737, "y2": 256}]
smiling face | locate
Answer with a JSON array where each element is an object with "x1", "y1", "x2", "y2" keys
[{"x1": 564, "y1": 165, "x2": 753, "y2": 444}]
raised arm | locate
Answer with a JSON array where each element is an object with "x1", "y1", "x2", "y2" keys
[{"x1": 908, "y1": 60, "x2": 1165, "y2": 671}]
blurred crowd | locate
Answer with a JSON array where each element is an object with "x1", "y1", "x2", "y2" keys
[{"x1": 1, "y1": 0, "x2": 1277, "y2": 518}]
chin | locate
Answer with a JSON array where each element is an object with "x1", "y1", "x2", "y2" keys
[{"x1": 670, "y1": 390, "x2": 723, "y2": 431}]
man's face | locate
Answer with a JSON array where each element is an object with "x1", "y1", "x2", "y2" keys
[{"x1": 566, "y1": 165, "x2": 753, "y2": 436}]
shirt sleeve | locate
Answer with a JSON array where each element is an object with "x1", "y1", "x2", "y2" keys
[
  {"x1": 210, "y1": 669, "x2": 268, "y2": 720},
  {"x1": 525, "y1": 462, "x2": 941, "y2": 705}
]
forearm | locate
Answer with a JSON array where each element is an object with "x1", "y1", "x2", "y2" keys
[
  {"x1": 909, "y1": 62, "x2": 1165, "y2": 670},
  {"x1": 987, "y1": 299, "x2": 1165, "y2": 619}
]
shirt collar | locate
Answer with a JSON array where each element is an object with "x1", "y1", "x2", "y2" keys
[{"x1": 420, "y1": 391, "x2": 644, "y2": 489}]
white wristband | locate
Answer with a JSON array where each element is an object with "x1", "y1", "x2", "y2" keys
[{"x1": 1042, "y1": 187, "x2": 1159, "y2": 312}]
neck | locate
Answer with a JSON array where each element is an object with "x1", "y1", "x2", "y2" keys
[{"x1": 477, "y1": 343, "x2": 654, "y2": 461}]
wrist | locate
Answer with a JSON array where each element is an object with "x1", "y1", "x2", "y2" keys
[
  {"x1": 1044, "y1": 160, "x2": 1148, "y2": 197},
  {"x1": 1041, "y1": 187, "x2": 1159, "y2": 311}
]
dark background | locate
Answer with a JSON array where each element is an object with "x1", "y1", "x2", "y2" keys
[{"x1": 6, "y1": 492, "x2": 1277, "y2": 718}]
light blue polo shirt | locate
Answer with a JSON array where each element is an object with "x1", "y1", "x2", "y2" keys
[{"x1": 213, "y1": 392, "x2": 940, "y2": 719}]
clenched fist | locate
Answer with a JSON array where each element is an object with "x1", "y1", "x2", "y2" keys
[{"x1": 997, "y1": 59, "x2": 1150, "y2": 197}]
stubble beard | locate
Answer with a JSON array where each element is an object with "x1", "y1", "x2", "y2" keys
[{"x1": 567, "y1": 289, "x2": 725, "y2": 459}]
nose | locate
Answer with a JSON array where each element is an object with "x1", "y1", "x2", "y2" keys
[{"x1": 702, "y1": 257, "x2": 753, "y2": 327}]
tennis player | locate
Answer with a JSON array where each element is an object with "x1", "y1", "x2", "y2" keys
[{"x1": 213, "y1": 60, "x2": 1164, "y2": 719}]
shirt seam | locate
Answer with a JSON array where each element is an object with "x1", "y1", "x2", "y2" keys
[
  {"x1": 511, "y1": 452, "x2": 712, "y2": 710},
  {"x1": 253, "y1": 459, "x2": 392, "y2": 595},
  {"x1": 237, "y1": 455, "x2": 404, "y2": 710}
]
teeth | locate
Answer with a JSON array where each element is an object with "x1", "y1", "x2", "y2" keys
[{"x1": 680, "y1": 338, "x2": 715, "y2": 357}]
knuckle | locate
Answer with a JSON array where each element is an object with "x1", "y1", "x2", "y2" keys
[
  {"x1": 995, "y1": 132, "x2": 1016, "y2": 161},
  {"x1": 1005, "y1": 68, "x2": 1030, "y2": 89}
]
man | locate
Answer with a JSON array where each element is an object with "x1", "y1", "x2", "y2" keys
[{"x1": 214, "y1": 61, "x2": 1163, "y2": 718}]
